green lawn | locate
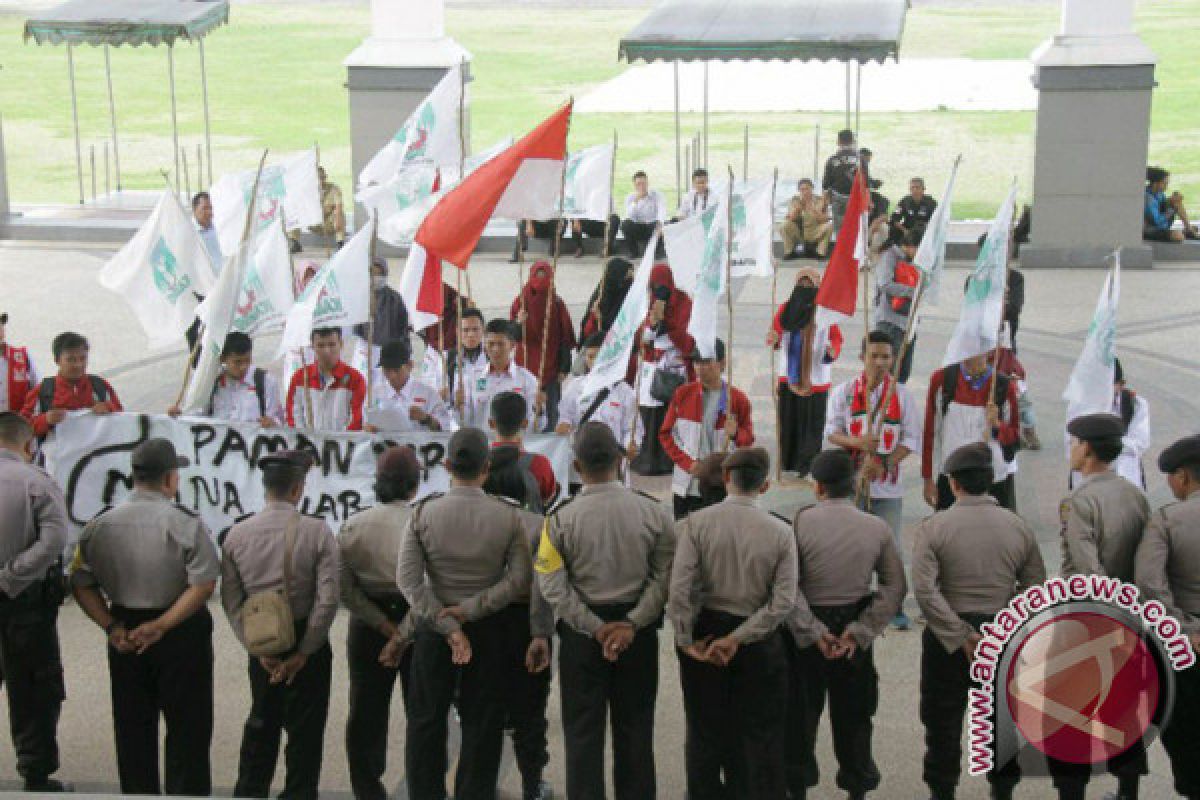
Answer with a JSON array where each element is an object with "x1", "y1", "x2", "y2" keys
[{"x1": 1, "y1": 2, "x2": 1196, "y2": 218}]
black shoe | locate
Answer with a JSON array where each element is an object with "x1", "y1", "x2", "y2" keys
[
  {"x1": 335, "y1": 239, "x2": 345, "y2": 251},
  {"x1": 524, "y1": 780, "x2": 553, "y2": 800},
  {"x1": 24, "y1": 778, "x2": 72, "y2": 793},
  {"x1": 289, "y1": 238, "x2": 302, "y2": 254}
]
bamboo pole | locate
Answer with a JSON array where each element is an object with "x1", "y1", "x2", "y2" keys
[
  {"x1": 674, "y1": 62, "x2": 682, "y2": 207},
  {"x1": 536, "y1": 101, "x2": 575, "y2": 391},
  {"x1": 89, "y1": 145, "x2": 96, "y2": 202},
  {"x1": 168, "y1": 45, "x2": 181, "y2": 198},
  {"x1": 282, "y1": 213, "x2": 317, "y2": 426},
  {"x1": 601, "y1": 129, "x2": 619, "y2": 258},
  {"x1": 103, "y1": 45, "x2": 122, "y2": 192},
  {"x1": 181, "y1": 148, "x2": 191, "y2": 201},
  {"x1": 743, "y1": 125, "x2": 749, "y2": 181},
  {"x1": 366, "y1": 216, "x2": 378, "y2": 409},
  {"x1": 720, "y1": 166, "x2": 736, "y2": 453},
  {"x1": 768, "y1": 167, "x2": 782, "y2": 481},
  {"x1": 67, "y1": 45, "x2": 84, "y2": 204},
  {"x1": 199, "y1": 39, "x2": 214, "y2": 186}
]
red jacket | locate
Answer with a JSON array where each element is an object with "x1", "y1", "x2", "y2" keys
[
  {"x1": 285, "y1": 361, "x2": 366, "y2": 431},
  {"x1": 660, "y1": 380, "x2": 754, "y2": 495},
  {"x1": 921, "y1": 365, "x2": 1020, "y2": 480},
  {"x1": 22, "y1": 374, "x2": 122, "y2": 437},
  {"x1": 2, "y1": 345, "x2": 34, "y2": 413}
]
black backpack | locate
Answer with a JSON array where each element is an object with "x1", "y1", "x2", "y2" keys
[
  {"x1": 940, "y1": 363, "x2": 1019, "y2": 463},
  {"x1": 38, "y1": 375, "x2": 108, "y2": 411}
]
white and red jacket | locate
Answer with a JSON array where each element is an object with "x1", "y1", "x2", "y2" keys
[
  {"x1": 660, "y1": 380, "x2": 755, "y2": 497},
  {"x1": 286, "y1": 361, "x2": 366, "y2": 432},
  {"x1": 0, "y1": 344, "x2": 37, "y2": 413},
  {"x1": 770, "y1": 307, "x2": 842, "y2": 393}
]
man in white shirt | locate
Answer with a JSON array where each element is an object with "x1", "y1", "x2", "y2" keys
[
  {"x1": 447, "y1": 309, "x2": 489, "y2": 411},
  {"x1": 365, "y1": 339, "x2": 453, "y2": 433},
  {"x1": 461, "y1": 319, "x2": 541, "y2": 430},
  {"x1": 673, "y1": 168, "x2": 713, "y2": 222},
  {"x1": 192, "y1": 192, "x2": 222, "y2": 273},
  {"x1": 619, "y1": 170, "x2": 666, "y2": 259},
  {"x1": 169, "y1": 332, "x2": 284, "y2": 426}
]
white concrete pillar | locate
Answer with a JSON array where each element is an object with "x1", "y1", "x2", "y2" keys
[
  {"x1": 372, "y1": 0, "x2": 444, "y2": 42},
  {"x1": 1061, "y1": 0, "x2": 1134, "y2": 37}
]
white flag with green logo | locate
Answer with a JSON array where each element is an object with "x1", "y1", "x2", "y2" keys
[
  {"x1": 361, "y1": 165, "x2": 441, "y2": 247},
  {"x1": 358, "y1": 66, "x2": 463, "y2": 189},
  {"x1": 561, "y1": 143, "x2": 613, "y2": 221},
  {"x1": 914, "y1": 157, "x2": 960, "y2": 307},
  {"x1": 98, "y1": 190, "x2": 217, "y2": 350},
  {"x1": 184, "y1": 241, "x2": 253, "y2": 412},
  {"x1": 210, "y1": 149, "x2": 323, "y2": 255},
  {"x1": 664, "y1": 203, "x2": 728, "y2": 360},
  {"x1": 278, "y1": 215, "x2": 375, "y2": 357},
  {"x1": 229, "y1": 222, "x2": 296, "y2": 337},
  {"x1": 581, "y1": 237, "x2": 657, "y2": 397},
  {"x1": 1064, "y1": 254, "x2": 1120, "y2": 420},
  {"x1": 942, "y1": 180, "x2": 1018, "y2": 366},
  {"x1": 711, "y1": 178, "x2": 775, "y2": 279}
]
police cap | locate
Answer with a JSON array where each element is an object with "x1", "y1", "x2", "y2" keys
[
  {"x1": 1067, "y1": 413, "x2": 1124, "y2": 442},
  {"x1": 1158, "y1": 434, "x2": 1200, "y2": 474},
  {"x1": 131, "y1": 438, "x2": 190, "y2": 474}
]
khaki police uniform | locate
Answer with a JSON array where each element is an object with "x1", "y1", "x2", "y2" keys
[
  {"x1": 338, "y1": 500, "x2": 415, "y2": 800},
  {"x1": 786, "y1": 497, "x2": 905, "y2": 800},
  {"x1": 0, "y1": 448, "x2": 68, "y2": 789},
  {"x1": 913, "y1": 494, "x2": 1046, "y2": 800},
  {"x1": 396, "y1": 486, "x2": 532, "y2": 800},
  {"x1": 667, "y1": 495, "x2": 797, "y2": 800},
  {"x1": 221, "y1": 500, "x2": 340, "y2": 800},
  {"x1": 536, "y1": 481, "x2": 675, "y2": 800}
]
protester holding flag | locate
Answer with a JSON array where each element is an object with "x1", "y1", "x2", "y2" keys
[
  {"x1": 285, "y1": 328, "x2": 367, "y2": 431},
  {"x1": 556, "y1": 334, "x2": 640, "y2": 488},
  {"x1": 579, "y1": 257, "x2": 635, "y2": 342},
  {"x1": 446, "y1": 308, "x2": 488, "y2": 409},
  {"x1": 767, "y1": 268, "x2": 843, "y2": 477},
  {"x1": 0, "y1": 313, "x2": 38, "y2": 414},
  {"x1": 22, "y1": 332, "x2": 121, "y2": 438},
  {"x1": 168, "y1": 332, "x2": 283, "y2": 426},
  {"x1": 874, "y1": 228, "x2": 924, "y2": 383},
  {"x1": 461, "y1": 319, "x2": 541, "y2": 430},
  {"x1": 354, "y1": 258, "x2": 409, "y2": 347},
  {"x1": 511, "y1": 261, "x2": 576, "y2": 431}
]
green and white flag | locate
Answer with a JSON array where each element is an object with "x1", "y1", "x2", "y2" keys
[
  {"x1": 581, "y1": 236, "x2": 658, "y2": 397},
  {"x1": 98, "y1": 190, "x2": 217, "y2": 350},
  {"x1": 278, "y1": 215, "x2": 376, "y2": 357},
  {"x1": 210, "y1": 149, "x2": 323, "y2": 255},
  {"x1": 717, "y1": 178, "x2": 775, "y2": 279},
  {"x1": 561, "y1": 143, "x2": 614, "y2": 221},
  {"x1": 230, "y1": 222, "x2": 296, "y2": 337},
  {"x1": 363, "y1": 165, "x2": 441, "y2": 247},
  {"x1": 942, "y1": 180, "x2": 1018, "y2": 366},
  {"x1": 184, "y1": 240, "x2": 253, "y2": 413},
  {"x1": 665, "y1": 202, "x2": 728, "y2": 360},
  {"x1": 1064, "y1": 253, "x2": 1120, "y2": 420},
  {"x1": 914, "y1": 156, "x2": 961, "y2": 307},
  {"x1": 358, "y1": 65, "x2": 463, "y2": 188}
]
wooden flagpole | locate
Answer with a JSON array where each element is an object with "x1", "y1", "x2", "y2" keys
[
  {"x1": 282, "y1": 214, "x2": 317, "y2": 426},
  {"x1": 455, "y1": 56, "x2": 470, "y2": 412},
  {"x1": 601, "y1": 129, "x2": 618, "y2": 259},
  {"x1": 768, "y1": 166, "x2": 783, "y2": 481},
  {"x1": 720, "y1": 166, "x2": 736, "y2": 453},
  {"x1": 366, "y1": 214, "x2": 378, "y2": 410},
  {"x1": 536, "y1": 98, "x2": 574, "y2": 394}
]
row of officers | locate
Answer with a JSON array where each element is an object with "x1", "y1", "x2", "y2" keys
[{"x1": 0, "y1": 408, "x2": 1198, "y2": 800}]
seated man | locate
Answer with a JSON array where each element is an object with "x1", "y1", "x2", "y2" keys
[
  {"x1": 285, "y1": 327, "x2": 367, "y2": 431},
  {"x1": 569, "y1": 214, "x2": 620, "y2": 259},
  {"x1": 22, "y1": 331, "x2": 121, "y2": 438},
  {"x1": 1144, "y1": 166, "x2": 1198, "y2": 242},
  {"x1": 488, "y1": 390, "x2": 558, "y2": 511},
  {"x1": 780, "y1": 179, "x2": 832, "y2": 260},
  {"x1": 169, "y1": 331, "x2": 284, "y2": 426},
  {"x1": 289, "y1": 165, "x2": 346, "y2": 252},
  {"x1": 674, "y1": 168, "x2": 714, "y2": 221},
  {"x1": 365, "y1": 339, "x2": 453, "y2": 433},
  {"x1": 887, "y1": 177, "x2": 937, "y2": 248},
  {"x1": 510, "y1": 218, "x2": 565, "y2": 262},
  {"x1": 619, "y1": 170, "x2": 667, "y2": 258}
]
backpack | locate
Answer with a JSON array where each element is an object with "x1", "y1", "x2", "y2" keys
[
  {"x1": 207, "y1": 368, "x2": 267, "y2": 418},
  {"x1": 940, "y1": 363, "x2": 1019, "y2": 463},
  {"x1": 516, "y1": 452, "x2": 545, "y2": 515},
  {"x1": 39, "y1": 375, "x2": 108, "y2": 413}
]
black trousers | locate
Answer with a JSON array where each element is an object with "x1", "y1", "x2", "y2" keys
[
  {"x1": 1163, "y1": 659, "x2": 1200, "y2": 798},
  {"x1": 0, "y1": 592, "x2": 64, "y2": 783},
  {"x1": 558, "y1": 605, "x2": 658, "y2": 800},
  {"x1": 235, "y1": 632, "x2": 333, "y2": 800},
  {"x1": 108, "y1": 606, "x2": 213, "y2": 796},
  {"x1": 506, "y1": 604, "x2": 552, "y2": 793},
  {"x1": 542, "y1": 377, "x2": 562, "y2": 433},
  {"x1": 515, "y1": 219, "x2": 566, "y2": 259},
  {"x1": 673, "y1": 494, "x2": 707, "y2": 521},
  {"x1": 936, "y1": 473, "x2": 1016, "y2": 513},
  {"x1": 920, "y1": 620, "x2": 1019, "y2": 798},
  {"x1": 619, "y1": 220, "x2": 663, "y2": 259},
  {"x1": 630, "y1": 405, "x2": 674, "y2": 476},
  {"x1": 572, "y1": 216, "x2": 620, "y2": 254},
  {"x1": 405, "y1": 605, "x2": 522, "y2": 800},
  {"x1": 345, "y1": 597, "x2": 413, "y2": 800},
  {"x1": 678, "y1": 609, "x2": 787, "y2": 800},
  {"x1": 785, "y1": 602, "x2": 880, "y2": 798},
  {"x1": 777, "y1": 385, "x2": 828, "y2": 477}
]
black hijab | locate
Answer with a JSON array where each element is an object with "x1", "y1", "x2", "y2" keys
[{"x1": 581, "y1": 257, "x2": 634, "y2": 339}]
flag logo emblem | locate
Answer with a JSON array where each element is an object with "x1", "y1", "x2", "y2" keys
[{"x1": 150, "y1": 237, "x2": 192, "y2": 303}]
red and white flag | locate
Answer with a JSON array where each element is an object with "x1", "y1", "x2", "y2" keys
[
  {"x1": 815, "y1": 169, "x2": 869, "y2": 328},
  {"x1": 415, "y1": 101, "x2": 573, "y2": 269},
  {"x1": 398, "y1": 243, "x2": 445, "y2": 332}
]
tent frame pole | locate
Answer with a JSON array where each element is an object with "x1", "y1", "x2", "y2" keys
[
  {"x1": 168, "y1": 44, "x2": 181, "y2": 194},
  {"x1": 854, "y1": 62, "x2": 863, "y2": 143},
  {"x1": 844, "y1": 62, "x2": 852, "y2": 130},
  {"x1": 702, "y1": 61, "x2": 709, "y2": 167},
  {"x1": 199, "y1": 38, "x2": 214, "y2": 186},
  {"x1": 103, "y1": 45, "x2": 122, "y2": 193},
  {"x1": 674, "y1": 61, "x2": 682, "y2": 206},
  {"x1": 67, "y1": 44, "x2": 84, "y2": 205}
]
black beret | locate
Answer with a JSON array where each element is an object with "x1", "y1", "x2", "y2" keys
[
  {"x1": 944, "y1": 442, "x2": 993, "y2": 474},
  {"x1": 1158, "y1": 434, "x2": 1200, "y2": 474},
  {"x1": 722, "y1": 446, "x2": 770, "y2": 474},
  {"x1": 1067, "y1": 413, "x2": 1124, "y2": 442},
  {"x1": 810, "y1": 449, "x2": 854, "y2": 484},
  {"x1": 573, "y1": 421, "x2": 625, "y2": 470},
  {"x1": 259, "y1": 450, "x2": 314, "y2": 472},
  {"x1": 446, "y1": 428, "x2": 489, "y2": 474}
]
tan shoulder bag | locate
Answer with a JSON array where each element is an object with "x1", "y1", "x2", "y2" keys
[{"x1": 241, "y1": 513, "x2": 299, "y2": 657}]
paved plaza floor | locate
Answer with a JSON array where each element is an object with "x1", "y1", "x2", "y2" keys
[{"x1": 0, "y1": 239, "x2": 1196, "y2": 798}]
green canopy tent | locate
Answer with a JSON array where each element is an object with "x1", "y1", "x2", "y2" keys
[{"x1": 24, "y1": 0, "x2": 230, "y2": 202}]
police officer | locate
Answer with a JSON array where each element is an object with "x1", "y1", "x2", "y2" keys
[
  {"x1": 667, "y1": 446, "x2": 797, "y2": 799},
  {"x1": 221, "y1": 450, "x2": 340, "y2": 800},
  {"x1": 1136, "y1": 434, "x2": 1200, "y2": 800},
  {"x1": 785, "y1": 449, "x2": 905, "y2": 800},
  {"x1": 71, "y1": 437, "x2": 218, "y2": 795},
  {"x1": 339, "y1": 446, "x2": 421, "y2": 800},
  {"x1": 0, "y1": 412, "x2": 68, "y2": 792},
  {"x1": 397, "y1": 427, "x2": 532, "y2": 800},
  {"x1": 821, "y1": 128, "x2": 859, "y2": 232},
  {"x1": 912, "y1": 442, "x2": 1046, "y2": 800},
  {"x1": 536, "y1": 422, "x2": 675, "y2": 799}
]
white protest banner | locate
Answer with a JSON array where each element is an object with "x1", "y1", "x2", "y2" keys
[
  {"x1": 43, "y1": 412, "x2": 572, "y2": 538},
  {"x1": 210, "y1": 149, "x2": 323, "y2": 255},
  {"x1": 561, "y1": 143, "x2": 614, "y2": 221}
]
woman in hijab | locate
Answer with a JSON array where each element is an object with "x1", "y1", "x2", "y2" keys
[
  {"x1": 580, "y1": 257, "x2": 635, "y2": 341},
  {"x1": 510, "y1": 261, "x2": 576, "y2": 431},
  {"x1": 767, "y1": 266, "x2": 843, "y2": 477},
  {"x1": 629, "y1": 262, "x2": 694, "y2": 476}
]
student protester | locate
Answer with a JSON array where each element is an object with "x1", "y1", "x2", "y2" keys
[
  {"x1": 781, "y1": 179, "x2": 833, "y2": 260},
  {"x1": 0, "y1": 312, "x2": 38, "y2": 414},
  {"x1": 338, "y1": 446, "x2": 421, "y2": 800},
  {"x1": 785, "y1": 449, "x2": 905, "y2": 800},
  {"x1": 446, "y1": 308, "x2": 489, "y2": 409},
  {"x1": 22, "y1": 331, "x2": 121, "y2": 438},
  {"x1": 364, "y1": 339, "x2": 453, "y2": 433},
  {"x1": 1110, "y1": 358, "x2": 1151, "y2": 488},
  {"x1": 767, "y1": 267, "x2": 843, "y2": 477},
  {"x1": 556, "y1": 333, "x2": 639, "y2": 450},
  {"x1": 661, "y1": 338, "x2": 755, "y2": 520},
  {"x1": 221, "y1": 451, "x2": 340, "y2": 800},
  {"x1": 874, "y1": 227, "x2": 924, "y2": 383},
  {"x1": 490, "y1": 391, "x2": 559, "y2": 512},
  {"x1": 72, "y1": 438, "x2": 219, "y2": 796},
  {"x1": 461, "y1": 319, "x2": 541, "y2": 430},
  {"x1": 631, "y1": 263, "x2": 694, "y2": 476},
  {"x1": 619, "y1": 171, "x2": 667, "y2": 258},
  {"x1": 536, "y1": 422, "x2": 675, "y2": 800},
  {"x1": 887, "y1": 177, "x2": 937, "y2": 248},
  {"x1": 579, "y1": 257, "x2": 635, "y2": 342},
  {"x1": 285, "y1": 327, "x2": 367, "y2": 431},
  {"x1": 668, "y1": 446, "x2": 797, "y2": 800},
  {"x1": 397, "y1": 428, "x2": 532, "y2": 800},
  {"x1": 168, "y1": 332, "x2": 284, "y2": 426},
  {"x1": 673, "y1": 168, "x2": 714, "y2": 221},
  {"x1": 511, "y1": 261, "x2": 576, "y2": 431},
  {"x1": 1144, "y1": 166, "x2": 1198, "y2": 242},
  {"x1": 353, "y1": 257, "x2": 409, "y2": 382},
  {"x1": 824, "y1": 331, "x2": 921, "y2": 630}
]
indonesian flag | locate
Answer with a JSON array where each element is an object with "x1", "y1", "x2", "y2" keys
[
  {"x1": 415, "y1": 101, "x2": 573, "y2": 269},
  {"x1": 815, "y1": 169, "x2": 869, "y2": 328}
]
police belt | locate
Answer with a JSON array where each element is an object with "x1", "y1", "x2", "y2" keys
[
  {"x1": 0, "y1": 578, "x2": 58, "y2": 611},
  {"x1": 695, "y1": 608, "x2": 748, "y2": 640},
  {"x1": 810, "y1": 596, "x2": 873, "y2": 636},
  {"x1": 957, "y1": 611, "x2": 994, "y2": 632},
  {"x1": 587, "y1": 601, "x2": 663, "y2": 630},
  {"x1": 365, "y1": 592, "x2": 410, "y2": 622}
]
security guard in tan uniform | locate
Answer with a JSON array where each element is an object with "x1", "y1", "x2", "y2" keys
[
  {"x1": 0, "y1": 412, "x2": 68, "y2": 793},
  {"x1": 72, "y1": 438, "x2": 219, "y2": 796},
  {"x1": 338, "y1": 446, "x2": 421, "y2": 800},
  {"x1": 785, "y1": 449, "x2": 905, "y2": 800},
  {"x1": 1055, "y1": 412, "x2": 1151, "y2": 800},
  {"x1": 1136, "y1": 434, "x2": 1200, "y2": 800},
  {"x1": 221, "y1": 450, "x2": 340, "y2": 800},
  {"x1": 537, "y1": 421, "x2": 675, "y2": 800},
  {"x1": 913, "y1": 442, "x2": 1046, "y2": 800},
  {"x1": 667, "y1": 446, "x2": 797, "y2": 800},
  {"x1": 397, "y1": 427, "x2": 532, "y2": 800}
]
